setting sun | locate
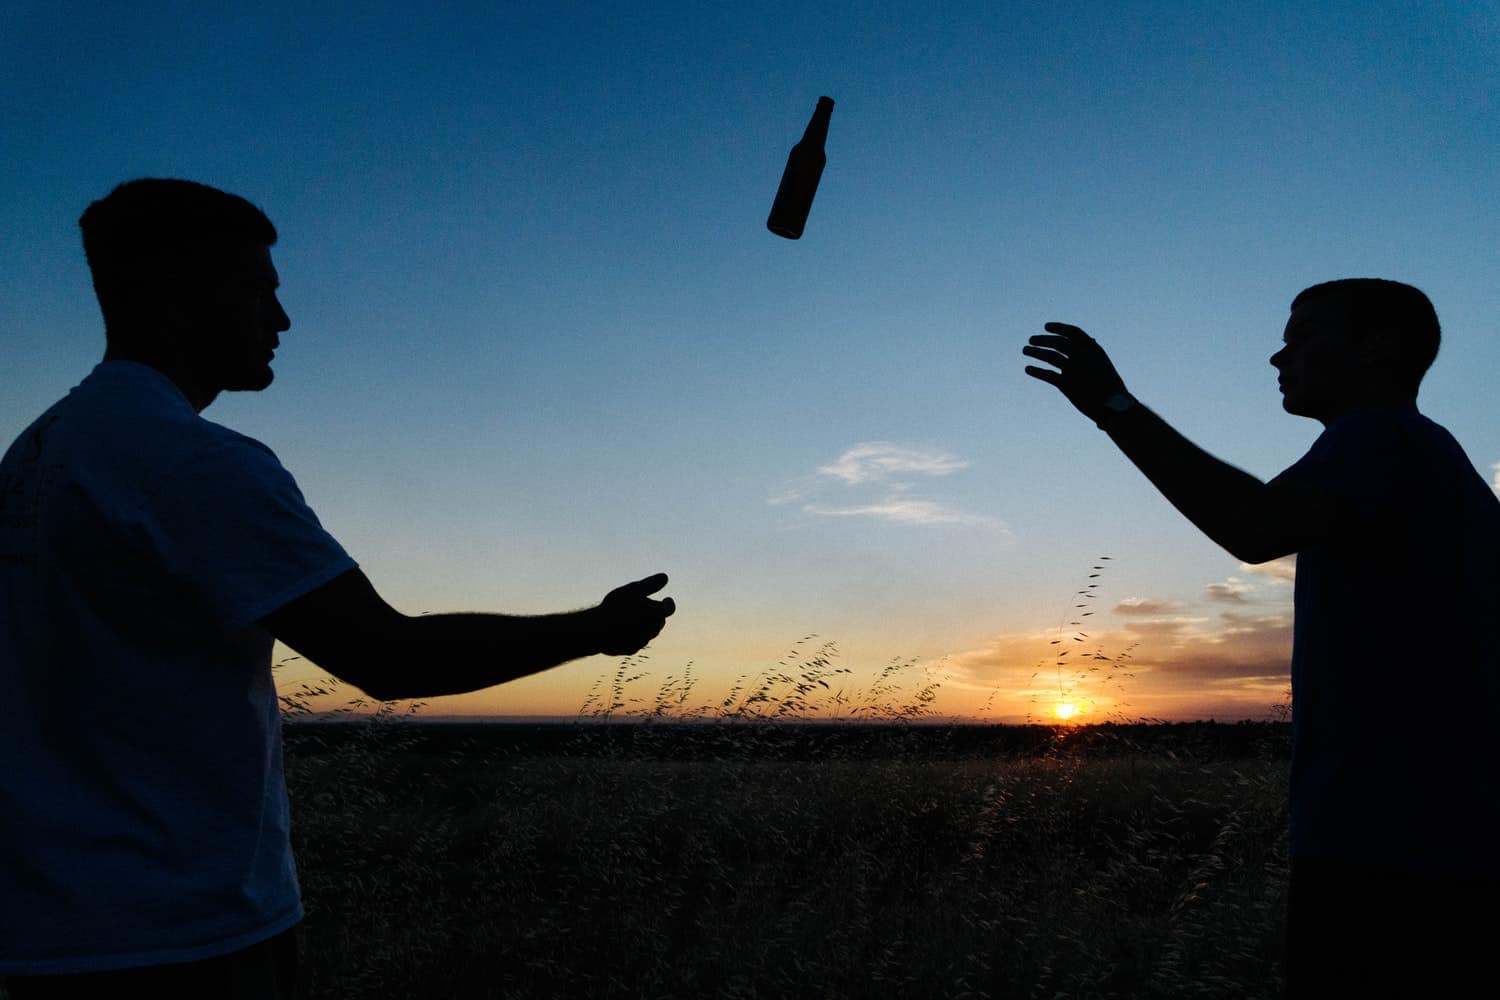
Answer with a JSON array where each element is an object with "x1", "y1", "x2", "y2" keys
[{"x1": 1053, "y1": 702, "x2": 1080, "y2": 721}]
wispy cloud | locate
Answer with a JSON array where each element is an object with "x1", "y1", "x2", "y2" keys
[
  {"x1": 816, "y1": 442, "x2": 969, "y2": 485},
  {"x1": 1113, "y1": 597, "x2": 1185, "y2": 616},
  {"x1": 777, "y1": 441, "x2": 1003, "y2": 531},
  {"x1": 803, "y1": 498, "x2": 1000, "y2": 528}
]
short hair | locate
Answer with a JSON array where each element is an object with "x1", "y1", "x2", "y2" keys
[
  {"x1": 79, "y1": 178, "x2": 277, "y2": 338},
  {"x1": 1290, "y1": 278, "x2": 1440, "y2": 394}
]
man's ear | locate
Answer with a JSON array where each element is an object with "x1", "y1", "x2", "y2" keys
[
  {"x1": 154, "y1": 273, "x2": 217, "y2": 347},
  {"x1": 1354, "y1": 328, "x2": 1402, "y2": 370}
]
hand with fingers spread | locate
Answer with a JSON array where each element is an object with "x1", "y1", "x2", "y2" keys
[
  {"x1": 1022, "y1": 322, "x2": 1131, "y2": 425},
  {"x1": 592, "y1": 573, "x2": 676, "y2": 655}
]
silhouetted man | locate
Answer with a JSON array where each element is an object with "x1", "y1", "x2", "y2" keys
[
  {"x1": 0, "y1": 178, "x2": 674, "y2": 998},
  {"x1": 1023, "y1": 279, "x2": 1499, "y2": 998}
]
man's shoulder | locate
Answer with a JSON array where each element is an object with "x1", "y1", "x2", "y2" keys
[
  {"x1": 1274, "y1": 410, "x2": 1468, "y2": 514},
  {"x1": 1301, "y1": 409, "x2": 1462, "y2": 466},
  {"x1": 140, "y1": 413, "x2": 288, "y2": 503},
  {"x1": 1325, "y1": 408, "x2": 1457, "y2": 440},
  {"x1": 1287, "y1": 410, "x2": 1497, "y2": 534},
  {"x1": 184, "y1": 414, "x2": 276, "y2": 463},
  {"x1": 1323, "y1": 407, "x2": 1426, "y2": 437},
  {"x1": 12, "y1": 363, "x2": 282, "y2": 493}
]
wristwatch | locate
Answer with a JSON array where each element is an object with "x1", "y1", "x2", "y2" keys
[{"x1": 1096, "y1": 391, "x2": 1137, "y2": 428}]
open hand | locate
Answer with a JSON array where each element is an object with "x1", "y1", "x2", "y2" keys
[
  {"x1": 1022, "y1": 322, "x2": 1129, "y2": 424},
  {"x1": 594, "y1": 573, "x2": 675, "y2": 655}
]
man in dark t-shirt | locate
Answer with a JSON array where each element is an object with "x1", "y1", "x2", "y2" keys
[
  {"x1": 1022, "y1": 278, "x2": 1500, "y2": 997},
  {"x1": 1, "y1": 178, "x2": 677, "y2": 997}
]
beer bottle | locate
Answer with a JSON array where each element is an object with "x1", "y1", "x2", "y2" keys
[{"x1": 767, "y1": 96, "x2": 834, "y2": 240}]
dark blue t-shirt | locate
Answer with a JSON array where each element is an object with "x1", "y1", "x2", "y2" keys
[
  {"x1": 0, "y1": 362, "x2": 357, "y2": 974},
  {"x1": 1271, "y1": 409, "x2": 1500, "y2": 873}
]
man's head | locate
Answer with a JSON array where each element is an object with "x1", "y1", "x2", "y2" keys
[
  {"x1": 1271, "y1": 278, "x2": 1440, "y2": 423},
  {"x1": 80, "y1": 179, "x2": 289, "y2": 407}
]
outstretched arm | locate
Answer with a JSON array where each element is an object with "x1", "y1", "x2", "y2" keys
[
  {"x1": 1022, "y1": 322, "x2": 1337, "y2": 564},
  {"x1": 262, "y1": 569, "x2": 675, "y2": 701}
]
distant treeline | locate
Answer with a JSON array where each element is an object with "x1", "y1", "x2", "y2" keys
[{"x1": 283, "y1": 718, "x2": 1291, "y2": 762}]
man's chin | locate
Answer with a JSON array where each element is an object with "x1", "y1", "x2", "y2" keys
[
  {"x1": 226, "y1": 366, "x2": 275, "y2": 392},
  {"x1": 1280, "y1": 394, "x2": 1329, "y2": 421}
]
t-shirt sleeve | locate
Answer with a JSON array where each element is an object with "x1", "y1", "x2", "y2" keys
[
  {"x1": 1268, "y1": 413, "x2": 1410, "y2": 525},
  {"x1": 143, "y1": 438, "x2": 358, "y2": 632}
]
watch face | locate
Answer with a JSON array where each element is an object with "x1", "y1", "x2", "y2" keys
[{"x1": 1105, "y1": 392, "x2": 1133, "y2": 413}]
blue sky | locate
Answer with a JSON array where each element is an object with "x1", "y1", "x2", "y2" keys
[{"x1": 4, "y1": 1, "x2": 1498, "y2": 721}]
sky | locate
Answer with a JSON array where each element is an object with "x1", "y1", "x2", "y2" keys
[{"x1": 4, "y1": 1, "x2": 1498, "y2": 723}]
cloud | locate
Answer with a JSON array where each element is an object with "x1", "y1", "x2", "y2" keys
[
  {"x1": 1113, "y1": 597, "x2": 1184, "y2": 615},
  {"x1": 777, "y1": 441, "x2": 1002, "y2": 530},
  {"x1": 816, "y1": 442, "x2": 968, "y2": 485},
  {"x1": 1204, "y1": 578, "x2": 1252, "y2": 602},
  {"x1": 803, "y1": 498, "x2": 1002, "y2": 528},
  {"x1": 1120, "y1": 616, "x2": 1209, "y2": 637},
  {"x1": 1241, "y1": 556, "x2": 1296, "y2": 582}
]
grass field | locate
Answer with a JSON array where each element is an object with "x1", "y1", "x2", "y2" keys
[{"x1": 284, "y1": 716, "x2": 1292, "y2": 999}]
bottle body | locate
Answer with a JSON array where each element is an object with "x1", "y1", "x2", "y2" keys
[{"x1": 767, "y1": 97, "x2": 834, "y2": 240}]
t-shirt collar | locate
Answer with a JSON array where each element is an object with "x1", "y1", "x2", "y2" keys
[{"x1": 88, "y1": 360, "x2": 197, "y2": 411}]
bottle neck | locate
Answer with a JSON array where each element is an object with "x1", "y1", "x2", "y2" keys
[{"x1": 800, "y1": 96, "x2": 834, "y2": 147}]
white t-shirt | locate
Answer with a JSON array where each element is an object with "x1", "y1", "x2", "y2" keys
[{"x1": 0, "y1": 361, "x2": 357, "y2": 974}]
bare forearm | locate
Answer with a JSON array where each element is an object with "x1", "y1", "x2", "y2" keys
[
  {"x1": 265, "y1": 570, "x2": 674, "y2": 703},
  {"x1": 364, "y1": 609, "x2": 605, "y2": 700},
  {"x1": 1099, "y1": 400, "x2": 1278, "y2": 562}
]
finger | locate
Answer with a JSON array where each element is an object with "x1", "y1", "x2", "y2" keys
[
  {"x1": 1043, "y1": 322, "x2": 1089, "y2": 338},
  {"x1": 658, "y1": 597, "x2": 676, "y2": 617},
  {"x1": 1027, "y1": 334, "x2": 1075, "y2": 352},
  {"x1": 1023, "y1": 366, "x2": 1062, "y2": 385},
  {"x1": 1021, "y1": 345, "x2": 1067, "y2": 366}
]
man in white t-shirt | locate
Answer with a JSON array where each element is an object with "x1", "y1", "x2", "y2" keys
[
  {"x1": 1021, "y1": 279, "x2": 1499, "y2": 997},
  {"x1": 0, "y1": 179, "x2": 675, "y2": 997}
]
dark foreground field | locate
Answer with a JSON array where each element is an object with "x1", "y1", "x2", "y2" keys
[{"x1": 284, "y1": 719, "x2": 1291, "y2": 999}]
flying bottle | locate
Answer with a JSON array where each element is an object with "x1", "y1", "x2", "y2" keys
[{"x1": 766, "y1": 96, "x2": 834, "y2": 240}]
